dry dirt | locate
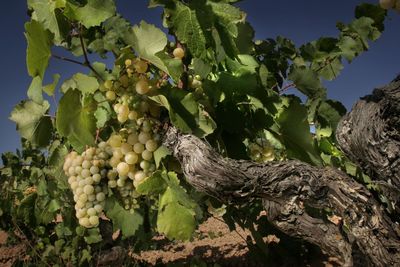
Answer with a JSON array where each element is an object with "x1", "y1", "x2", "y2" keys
[{"x1": 0, "y1": 217, "x2": 332, "y2": 266}]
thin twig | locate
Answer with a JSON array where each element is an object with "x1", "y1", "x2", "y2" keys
[
  {"x1": 79, "y1": 24, "x2": 104, "y2": 82},
  {"x1": 52, "y1": 54, "x2": 86, "y2": 66},
  {"x1": 279, "y1": 83, "x2": 295, "y2": 94}
]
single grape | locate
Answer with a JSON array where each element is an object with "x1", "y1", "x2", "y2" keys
[
  {"x1": 142, "y1": 150, "x2": 153, "y2": 161},
  {"x1": 109, "y1": 135, "x2": 123, "y2": 148},
  {"x1": 127, "y1": 133, "x2": 139, "y2": 145},
  {"x1": 125, "y1": 152, "x2": 139, "y2": 165},
  {"x1": 84, "y1": 185, "x2": 95, "y2": 195},
  {"x1": 145, "y1": 140, "x2": 158, "y2": 152},
  {"x1": 138, "y1": 132, "x2": 151, "y2": 144},
  {"x1": 79, "y1": 217, "x2": 91, "y2": 228},
  {"x1": 173, "y1": 47, "x2": 185, "y2": 59},
  {"x1": 136, "y1": 79, "x2": 150, "y2": 95},
  {"x1": 120, "y1": 143, "x2": 133, "y2": 154},
  {"x1": 96, "y1": 192, "x2": 106, "y2": 202},
  {"x1": 89, "y1": 215, "x2": 99, "y2": 226},
  {"x1": 132, "y1": 142, "x2": 144, "y2": 154},
  {"x1": 117, "y1": 162, "x2": 130, "y2": 176},
  {"x1": 125, "y1": 59, "x2": 132, "y2": 67},
  {"x1": 134, "y1": 60, "x2": 148, "y2": 73},
  {"x1": 106, "y1": 90, "x2": 116, "y2": 101}
]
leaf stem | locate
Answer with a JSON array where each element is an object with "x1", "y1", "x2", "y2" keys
[
  {"x1": 78, "y1": 25, "x2": 105, "y2": 82},
  {"x1": 52, "y1": 54, "x2": 86, "y2": 66}
]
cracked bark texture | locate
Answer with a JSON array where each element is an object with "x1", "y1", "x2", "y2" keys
[
  {"x1": 336, "y1": 77, "x2": 400, "y2": 207},
  {"x1": 162, "y1": 78, "x2": 400, "y2": 266}
]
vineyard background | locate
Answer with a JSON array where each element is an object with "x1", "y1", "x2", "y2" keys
[{"x1": 1, "y1": 0, "x2": 400, "y2": 266}]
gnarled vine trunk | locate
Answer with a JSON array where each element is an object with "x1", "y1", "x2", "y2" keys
[{"x1": 162, "y1": 77, "x2": 400, "y2": 266}]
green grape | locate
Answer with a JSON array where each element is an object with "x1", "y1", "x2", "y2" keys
[
  {"x1": 173, "y1": 47, "x2": 185, "y2": 59},
  {"x1": 89, "y1": 215, "x2": 99, "y2": 226},
  {"x1": 127, "y1": 133, "x2": 139, "y2": 145},
  {"x1": 142, "y1": 150, "x2": 153, "y2": 161},
  {"x1": 133, "y1": 143, "x2": 144, "y2": 154},
  {"x1": 117, "y1": 162, "x2": 130, "y2": 176},
  {"x1": 84, "y1": 185, "x2": 94, "y2": 195},
  {"x1": 125, "y1": 152, "x2": 139, "y2": 164},
  {"x1": 120, "y1": 143, "x2": 132, "y2": 154},
  {"x1": 104, "y1": 80, "x2": 113, "y2": 90},
  {"x1": 106, "y1": 90, "x2": 116, "y2": 101},
  {"x1": 145, "y1": 139, "x2": 158, "y2": 152},
  {"x1": 136, "y1": 79, "x2": 150, "y2": 95},
  {"x1": 134, "y1": 59, "x2": 148, "y2": 73}
]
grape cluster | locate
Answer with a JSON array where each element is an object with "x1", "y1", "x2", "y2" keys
[
  {"x1": 107, "y1": 119, "x2": 160, "y2": 186},
  {"x1": 248, "y1": 138, "x2": 275, "y2": 162},
  {"x1": 64, "y1": 56, "x2": 165, "y2": 226},
  {"x1": 63, "y1": 143, "x2": 111, "y2": 228}
]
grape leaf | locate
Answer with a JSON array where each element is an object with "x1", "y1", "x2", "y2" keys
[
  {"x1": 10, "y1": 100, "x2": 53, "y2": 147},
  {"x1": 288, "y1": 66, "x2": 325, "y2": 98},
  {"x1": 337, "y1": 36, "x2": 364, "y2": 62},
  {"x1": 355, "y1": 3, "x2": 386, "y2": 31},
  {"x1": 43, "y1": 74, "x2": 61, "y2": 96},
  {"x1": 136, "y1": 170, "x2": 168, "y2": 196},
  {"x1": 88, "y1": 15, "x2": 131, "y2": 55},
  {"x1": 276, "y1": 97, "x2": 322, "y2": 165},
  {"x1": 27, "y1": 76, "x2": 44, "y2": 104},
  {"x1": 191, "y1": 58, "x2": 212, "y2": 79},
  {"x1": 46, "y1": 140, "x2": 69, "y2": 189},
  {"x1": 150, "y1": 91, "x2": 216, "y2": 137},
  {"x1": 165, "y1": 1, "x2": 206, "y2": 58},
  {"x1": 104, "y1": 197, "x2": 143, "y2": 238},
  {"x1": 28, "y1": 0, "x2": 69, "y2": 44},
  {"x1": 153, "y1": 146, "x2": 172, "y2": 169},
  {"x1": 157, "y1": 187, "x2": 197, "y2": 241},
  {"x1": 56, "y1": 90, "x2": 96, "y2": 152},
  {"x1": 64, "y1": 0, "x2": 116, "y2": 28},
  {"x1": 125, "y1": 21, "x2": 182, "y2": 82},
  {"x1": 61, "y1": 73, "x2": 99, "y2": 95},
  {"x1": 84, "y1": 228, "x2": 102, "y2": 244},
  {"x1": 25, "y1": 20, "x2": 53, "y2": 79}
]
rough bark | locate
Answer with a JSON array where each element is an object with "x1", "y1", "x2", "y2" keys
[
  {"x1": 161, "y1": 78, "x2": 400, "y2": 266},
  {"x1": 336, "y1": 77, "x2": 400, "y2": 207}
]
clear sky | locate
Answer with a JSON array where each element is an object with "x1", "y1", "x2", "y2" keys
[{"x1": 0, "y1": 0, "x2": 399, "y2": 155}]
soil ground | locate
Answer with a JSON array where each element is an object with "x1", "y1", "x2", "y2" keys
[{"x1": 0, "y1": 217, "x2": 332, "y2": 266}]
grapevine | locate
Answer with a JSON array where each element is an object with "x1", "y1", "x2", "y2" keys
[{"x1": 0, "y1": 0, "x2": 398, "y2": 265}]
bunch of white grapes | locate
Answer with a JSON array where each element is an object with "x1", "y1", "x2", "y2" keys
[
  {"x1": 63, "y1": 143, "x2": 112, "y2": 228},
  {"x1": 248, "y1": 138, "x2": 275, "y2": 162},
  {"x1": 106, "y1": 118, "x2": 160, "y2": 209},
  {"x1": 380, "y1": 0, "x2": 400, "y2": 11}
]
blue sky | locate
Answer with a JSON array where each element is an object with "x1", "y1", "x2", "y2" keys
[{"x1": 0, "y1": 1, "x2": 399, "y2": 155}]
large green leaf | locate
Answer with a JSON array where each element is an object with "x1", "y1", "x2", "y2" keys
[
  {"x1": 104, "y1": 197, "x2": 143, "y2": 238},
  {"x1": 61, "y1": 73, "x2": 99, "y2": 94},
  {"x1": 56, "y1": 90, "x2": 96, "y2": 152},
  {"x1": 10, "y1": 100, "x2": 53, "y2": 147},
  {"x1": 64, "y1": 0, "x2": 116, "y2": 28},
  {"x1": 28, "y1": 0, "x2": 69, "y2": 44},
  {"x1": 288, "y1": 66, "x2": 325, "y2": 98},
  {"x1": 136, "y1": 170, "x2": 168, "y2": 196},
  {"x1": 125, "y1": 21, "x2": 182, "y2": 82},
  {"x1": 166, "y1": 1, "x2": 207, "y2": 58},
  {"x1": 27, "y1": 76, "x2": 44, "y2": 104},
  {"x1": 25, "y1": 20, "x2": 53, "y2": 79},
  {"x1": 150, "y1": 90, "x2": 216, "y2": 137},
  {"x1": 46, "y1": 140, "x2": 69, "y2": 189},
  {"x1": 276, "y1": 97, "x2": 322, "y2": 165},
  {"x1": 156, "y1": 172, "x2": 200, "y2": 241}
]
